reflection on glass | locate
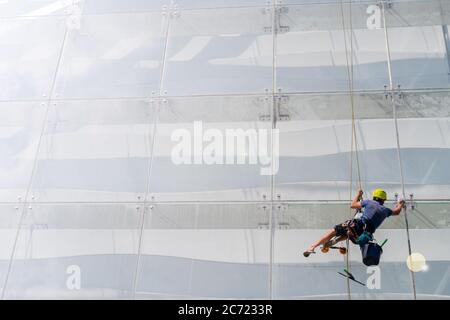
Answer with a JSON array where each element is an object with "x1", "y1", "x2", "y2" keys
[
  {"x1": 134, "y1": 204, "x2": 270, "y2": 299},
  {"x1": 29, "y1": 99, "x2": 156, "y2": 202},
  {"x1": 408, "y1": 202, "x2": 450, "y2": 299},
  {"x1": 276, "y1": 3, "x2": 389, "y2": 93},
  {"x1": 386, "y1": 1, "x2": 450, "y2": 89},
  {"x1": 0, "y1": 102, "x2": 47, "y2": 202},
  {"x1": 149, "y1": 95, "x2": 273, "y2": 202},
  {"x1": 2, "y1": 204, "x2": 142, "y2": 299},
  {"x1": 0, "y1": 17, "x2": 66, "y2": 100},
  {"x1": 54, "y1": 13, "x2": 166, "y2": 99},
  {"x1": 275, "y1": 93, "x2": 402, "y2": 201},
  {"x1": 0, "y1": 0, "x2": 448, "y2": 300},
  {"x1": 162, "y1": 7, "x2": 273, "y2": 95},
  {"x1": 0, "y1": 205, "x2": 23, "y2": 297},
  {"x1": 273, "y1": 203, "x2": 352, "y2": 299}
]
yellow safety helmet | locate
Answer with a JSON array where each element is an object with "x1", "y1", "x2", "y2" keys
[{"x1": 372, "y1": 188, "x2": 387, "y2": 201}]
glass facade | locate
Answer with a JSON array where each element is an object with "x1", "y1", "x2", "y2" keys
[{"x1": 0, "y1": 0, "x2": 449, "y2": 299}]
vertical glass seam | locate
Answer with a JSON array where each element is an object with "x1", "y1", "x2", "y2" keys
[
  {"x1": 0, "y1": 18, "x2": 70, "y2": 299},
  {"x1": 132, "y1": 205, "x2": 147, "y2": 299},
  {"x1": 268, "y1": 0, "x2": 278, "y2": 301},
  {"x1": 135, "y1": 2, "x2": 173, "y2": 299}
]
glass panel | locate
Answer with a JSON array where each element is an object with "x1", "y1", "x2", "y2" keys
[
  {"x1": 385, "y1": 0, "x2": 450, "y2": 28},
  {"x1": 273, "y1": 203, "x2": 349, "y2": 299},
  {"x1": 0, "y1": 0, "x2": 171, "y2": 18},
  {"x1": 385, "y1": 1, "x2": 450, "y2": 89},
  {"x1": 148, "y1": 95, "x2": 273, "y2": 202},
  {"x1": 0, "y1": 0, "x2": 269, "y2": 16},
  {"x1": 283, "y1": 1, "x2": 375, "y2": 4},
  {"x1": 395, "y1": 89, "x2": 450, "y2": 298},
  {"x1": 395, "y1": 91, "x2": 450, "y2": 200},
  {"x1": 2, "y1": 203, "x2": 143, "y2": 299},
  {"x1": 0, "y1": 17, "x2": 66, "y2": 101},
  {"x1": 53, "y1": 12, "x2": 166, "y2": 99},
  {"x1": 407, "y1": 201, "x2": 450, "y2": 299},
  {"x1": 134, "y1": 203, "x2": 270, "y2": 299},
  {"x1": 162, "y1": 7, "x2": 273, "y2": 96},
  {"x1": 0, "y1": 0, "x2": 68, "y2": 18},
  {"x1": 0, "y1": 101, "x2": 47, "y2": 202},
  {"x1": 29, "y1": 99, "x2": 156, "y2": 202},
  {"x1": 275, "y1": 93, "x2": 402, "y2": 201},
  {"x1": 396, "y1": 90, "x2": 450, "y2": 118},
  {"x1": 174, "y1": 0, "x2": 269, "y2": 9},
  {"x1": 0, "y1": 205, "x2": 23, "y2": 297},
  {"x1": 81, "y1": 0, "x2": 170, "y2": 14},
  {"x1": 276, "y1": 2, "x2": 389, "y2": 93},
  {"x1": 273, "y1": 202, "x2": 413, "y2": 299},
  {"x1": 308, "y1": 1, "x2": 450, "y2": 296}
]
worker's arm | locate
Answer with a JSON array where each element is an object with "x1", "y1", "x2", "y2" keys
[
  {"x1": 391, "y1": 200, "x2": 406, "y2": 216},
  {"x1": 350, "y1": 190, "x2": 364, "y2": 209}
]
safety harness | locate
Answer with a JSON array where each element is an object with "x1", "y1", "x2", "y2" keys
[{"x1": 347, "y1": 209, "x2": 374, "y2": 245}]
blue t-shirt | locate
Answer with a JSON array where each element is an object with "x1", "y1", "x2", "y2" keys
[{"x1": 360, "y1": 199, "x2": 393, "y2": 232}]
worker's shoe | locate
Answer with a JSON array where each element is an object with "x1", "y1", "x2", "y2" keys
[{"x1": 303, "y1": 249, "x2": 315, "y2": 257}]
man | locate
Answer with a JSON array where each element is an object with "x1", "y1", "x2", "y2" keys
[{"x1": 303, "y1": 188, "x2": 405, "y2": 257}]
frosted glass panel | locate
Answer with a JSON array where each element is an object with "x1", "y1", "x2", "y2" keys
[
  {"x1": 54, "y1": 12, "x2": 166, "y2": 99},
  {"x1": 395, "y1": 90, "x2": 450, "y2": 118},
  {"x1": 385, "y1": 0, "x2": 450, "y2": 27},
  {"x1": 284, "y1": 1, "x2": 374, "y2": 4},
  {"x1": 395, "y1": 91, "x2": 450, "y2": 200},
  {"x1": 0, "y1": 0, "x2": 449, "y2": 301},
  {"x1": 0, "y1": 0, "x2": 67, "y2": 17},
  {"x1": 385, "y1": 1, "x2": 450, "y2": 89},
  {"x1": 276, "y1": 3, "x2": 389, "y2": 93},
  {"x1": 162, "y1": 7, "x2": 273, "y2": 95},
  {"x1": 407, "y1": 202, "x2": 450, "y2": 299},
  {"x1": 387, "y1": 26, "x2": 449, "y2": 90},
  {"x1": 149, "y1": 95, "x2": 273, "y2": 202},
  {"x1": 2, "y1": 204, "x2": 143, "y2": 299},
  {"x1": 275, "y1": 93, "x2": 402, "y2": 201},
  {"x1": 273, "y1": 203, "x2": 348, "y2": 299},
  {"x1": 0, "y1": 17, "x2": 66, "y2": 101},
  {"x1": 0, "y1": 102, "x2": 47, "y2": 202},
  {"x1": 174, "y1": 0, "x2": 269, "y2": 9},
  {"x1": 135, "y1": 204, "x2": 270, "y2": 299},
  {"x1": 0, "y1": 205, "x2": 23, "y2": 297},
  {"x1": 29, "y1": 99, "x2": 156, "y2": 202},
  {"x1": 81, "y1": 0, "x2": 170, "y2": 14}
]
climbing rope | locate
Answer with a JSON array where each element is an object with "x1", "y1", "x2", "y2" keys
[
  {"x1": 380, "y1": 1, "x2": 417, "y2": 299},
  {"x1": 339, "y1": 0, "x2": 362, "y2": 300},
  {"x1": 339, "y1": 0, "x2": 362, "y2": 196}
]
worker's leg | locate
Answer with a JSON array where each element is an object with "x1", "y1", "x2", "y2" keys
[
  {"x1": 306, "y1": 228, "x2": 337, "y2": 252},
  {"x1": 303, "y1": 221, "x2": 351, "y2": 257}
]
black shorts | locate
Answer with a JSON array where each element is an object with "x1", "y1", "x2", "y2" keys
[{"x1": 334, "y1": 219, "x2": 365, "y2": 238}]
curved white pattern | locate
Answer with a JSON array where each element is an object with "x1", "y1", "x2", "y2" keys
[{"x1": 0, "y1": 0, "x2": 449, "y2": 300}]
